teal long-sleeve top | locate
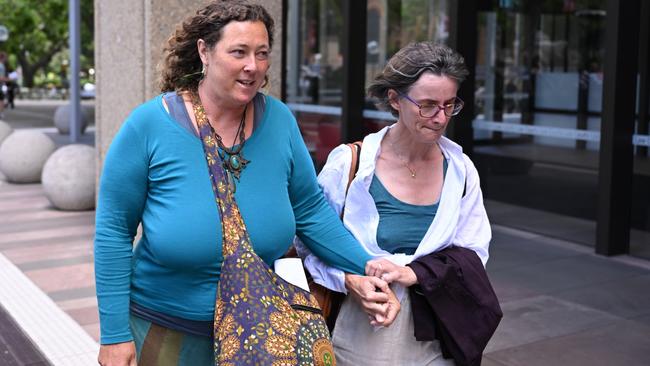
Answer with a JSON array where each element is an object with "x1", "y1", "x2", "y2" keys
[{"x1": 94, "y1": 94, "x2": 371, "y2": 344}]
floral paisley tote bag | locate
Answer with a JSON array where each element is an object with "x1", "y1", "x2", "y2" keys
[{"x1": 192, "y1": 97, "x2": 336, "y2": 366}]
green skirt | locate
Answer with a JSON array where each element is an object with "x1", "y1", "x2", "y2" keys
[{"x1": 129, "y1": 313, "x2": 213, "y2": 366}]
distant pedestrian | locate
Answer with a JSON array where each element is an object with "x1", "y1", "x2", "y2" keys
[
  {"x1": 6, "y1": 69, "x2": 19, "y2": 109},
  {"x1": 0, "y1": 52, "x2": 7, "y2": 119}
]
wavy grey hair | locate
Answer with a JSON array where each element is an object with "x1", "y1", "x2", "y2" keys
[{"x1": 367, "y1": 42, "x2": 469, "y2": 117}]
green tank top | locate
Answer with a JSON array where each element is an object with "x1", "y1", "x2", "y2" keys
[{"x1": 369, "y1": 159, "x2": 447, "y2": 255}]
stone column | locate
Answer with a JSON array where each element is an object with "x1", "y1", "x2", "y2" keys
[{"x1": 95, "y1": 0, "x2": 283, "y2": 176}]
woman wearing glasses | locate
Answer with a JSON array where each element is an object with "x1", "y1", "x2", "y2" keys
[{"x1": 299, "y1": 42, "x2": 493, "y2": 365}]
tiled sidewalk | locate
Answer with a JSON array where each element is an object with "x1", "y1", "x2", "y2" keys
[
  {"x1": 483, "y1": 225, "x2": 650, "y2": 365},
  {"x1": 2, "y1": 178, "x2": 650, "y2": 365},
  {"x1": 0, "y1": 181, "x2": 98, "y2": 365}
]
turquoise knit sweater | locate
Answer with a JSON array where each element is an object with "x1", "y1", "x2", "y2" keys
[{"x1": 94, "y1": 94, "x2": 371, "y2": 344}]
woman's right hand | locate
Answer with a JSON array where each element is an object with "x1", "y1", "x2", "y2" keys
[
  {"x1": 344, "y1": 274, "x2": 400, "y2": 327},
  {"x1": 98, "y1": 341, "x2": 137, "y2": 366}
]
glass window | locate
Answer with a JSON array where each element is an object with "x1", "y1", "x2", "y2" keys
[
  {"x1": 286, "y1": 0, "x2": 345, "y2": 169},
  {"x1": 286, "y1": 0, "x2": 453, "y2": 169},
  {"x1": 473, "y1": 1, "x2": 606, "y2": 247},
  {"x1": 363, "y1": 0, "x2": 452, "y2": 140},
  {"x1": 284, "y1": 0, "x2": 649, "y2": 258}
]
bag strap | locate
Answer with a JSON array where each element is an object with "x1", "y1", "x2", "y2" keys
[
  {"x1": 192, "y1": 96, "x2": 252, "y2": 258},
  {"x1": 340, "y1": 141, "x2": 362, "y2": 219},
  {"x1": 345, "y1": 141, "x2": 362, "y2": 194}
]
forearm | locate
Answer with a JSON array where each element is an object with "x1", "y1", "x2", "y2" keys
[
  {"x1": 94, "y1": 119, "x2": 148, "y2": 344},
  {"x1": 94, "y1": 239, "x2": 135, "y2": 344},
  {"x1": 297, "y1": 212, "x2": 371, "y2": 275},
  {"x1": 289, "y1": 123, "x2": 370, "y2": 274}
]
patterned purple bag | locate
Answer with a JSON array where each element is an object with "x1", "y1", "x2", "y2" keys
[{"x1": 192, "y1": 97, "x2": 336, "y2": 366}]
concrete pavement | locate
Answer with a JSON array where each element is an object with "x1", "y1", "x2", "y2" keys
[
  {"x1": 0, "y1": 99, "x2": 98, "y2": 365},
  {"x1": 1, "y1": 99, "x2": 95, "y2": 147},
  {"x1": 1, "y1": 99, "x2": 95, "y2": 130},
  {"x1": 483, "y1": 225, "x2": 650, "y2": 365},
  {"x1": 0, "y1": 182, "x2": 98, "y2": 365}
]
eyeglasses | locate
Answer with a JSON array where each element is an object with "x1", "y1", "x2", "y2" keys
[{"x1": 400, "y1": 93, "x2": 464, "y2": 118}]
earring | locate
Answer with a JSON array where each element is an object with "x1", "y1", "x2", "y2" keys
[{"x1": 201, "y1": 64, "x2": 207, "y2": 77}]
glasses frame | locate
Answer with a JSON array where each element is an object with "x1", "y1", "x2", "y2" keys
[{"x1": 399, "y1": 93, "x2": 464, "y2": 118}]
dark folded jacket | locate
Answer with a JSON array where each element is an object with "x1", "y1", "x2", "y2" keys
[{"x1": 407, "y1": 246, "x2": 502, "y2": 366}]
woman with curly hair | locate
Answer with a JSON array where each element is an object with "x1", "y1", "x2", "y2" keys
[{"x1": 94, "y1": 1, "x2": 398, "y2": 365}]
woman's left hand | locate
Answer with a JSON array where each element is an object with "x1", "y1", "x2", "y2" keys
[
  {"x1": 344, "y1": 274, "x2": 400, "y2": 327},
  {"x1": 366, "y1": 258, "x2": 418, "y2": 287}
]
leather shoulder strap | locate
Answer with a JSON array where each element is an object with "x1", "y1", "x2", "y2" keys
[
  {"x1": 345, "y1": 141, "x2": 362, "y2": 194},
  {"x1": 340, "y1": 141, "x2": 362, "y2": 219}
]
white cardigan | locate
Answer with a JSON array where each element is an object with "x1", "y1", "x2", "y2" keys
[{"x1": 295, "y1": 125, "x2": 491, "y2": 300}]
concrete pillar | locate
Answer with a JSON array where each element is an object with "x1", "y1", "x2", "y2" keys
[{"x1": 95, "y1": 0, "x2": 283, "y2": 176}]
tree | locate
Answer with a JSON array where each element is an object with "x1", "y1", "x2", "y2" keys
[{"x1": 0, "y1": 0, "x2": 94, "y2": 88}]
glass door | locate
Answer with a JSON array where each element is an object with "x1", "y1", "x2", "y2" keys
[{"x1": 472, "y1": 1, "x2": 606, "y2": 247}]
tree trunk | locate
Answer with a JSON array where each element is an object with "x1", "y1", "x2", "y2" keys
[
  {"x1": 21, "y1": 66, "x2": 36, "y2": 88},
  {"x1": 16, "y1": 43, "x2": 65, "y2": 88}
]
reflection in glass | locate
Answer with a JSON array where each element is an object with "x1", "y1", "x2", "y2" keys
[
  {"x1": 286, "y1": 0, "x2": 346, "y2": 169},
  {"x1": 473, "y1": 1, "x2": 607, "y2": 248}
]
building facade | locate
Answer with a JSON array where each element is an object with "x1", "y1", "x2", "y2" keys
[{"x1": 282, "y1": 0, "x2": 650, "y2": 259}]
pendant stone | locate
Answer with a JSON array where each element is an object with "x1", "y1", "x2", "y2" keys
[
  {"x1": 224, "y1": 153, "x2": 249, "y2": 181},
  {"x1": 230, "y1": 155, "x2": 241, "y2": 170}
]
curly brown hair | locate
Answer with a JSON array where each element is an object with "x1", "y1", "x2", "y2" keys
[{"x1": 159, "y1": 0, "x2": 274, "y2": 93}]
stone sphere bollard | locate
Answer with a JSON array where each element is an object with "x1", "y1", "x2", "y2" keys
[
  {"x1": 0, "y1": 122, "x2": 14, "y2": 182},
  {"x1": 0, "y1": 130, "x2": 56, "y2": 183},
  {"x1": 53, "y1": 105, "x2": 90, "y2": 134},
  {"x1": 0, "y1": 120, "x2": 12, "y2": 145},
  {"x1": 42, "y1": 144, "x2": 96, "y2": 211},
  {"x1": 0, "y1": 121, "x2": 11, "y2": 183}
]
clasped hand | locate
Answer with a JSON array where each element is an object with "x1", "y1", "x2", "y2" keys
[
  {"x1": 365, "y1": 258, "x2": 418, "y2": 287},
  {"x1": 344, "y1": 273, "x2": 399, "y2": 327},
  {"x1": 344, "y1": 258, "x2": 417, "y2": 327}
]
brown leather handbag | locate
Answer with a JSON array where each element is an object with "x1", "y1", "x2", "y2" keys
[{"x1": 289, "y1": 141, "x2": 362, "y2": 332}]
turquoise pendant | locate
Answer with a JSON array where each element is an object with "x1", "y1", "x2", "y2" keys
[
  {"x1": 223, "y1": 153, "x2": 249, "y2": 181},
  {"x1": 229, "y1": 155, "x2": 241, "y2": 170}
]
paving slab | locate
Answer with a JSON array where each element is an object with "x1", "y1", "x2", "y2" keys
[
  {"x1": 488, "y1": 229, "x2": 584, "y2": 272},
  {"x1": 48, "y1": 286, "x2": 97, "y2": 302},
  {"x1": 17, "y1": 254, "x2": 94, "y2": 272},
  {"x1": 0, "y1": 213, "x2": 95, "y2": 234},
  {"x1": 631, "y1": 313, "x2": 650, "y2": 328},
  {"x1": 488, "y1": 253, "x2": 645, "y2": 297},
  {"x1": 485, "y1": 295, "x2": 620, "y2": 353},
  {"x1": 6, "y1": 240, "x2": 91, "y2": 264},
  {"x1": 553, "y1": 273, "x2": 650, "y2": 319},
  {"x1": 487, "y1": 270, "x2": 543, "y2": 303},
  {"x1": 486, "y1": 319, "x2": 650, "y2": 366},
  {"x1": 481, "y1": 356, "x2": 511, "y2": 366}
]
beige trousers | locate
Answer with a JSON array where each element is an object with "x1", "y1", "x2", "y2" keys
[{"x1": 332, "y1": 292, "x2": 456, "y2": 366}]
